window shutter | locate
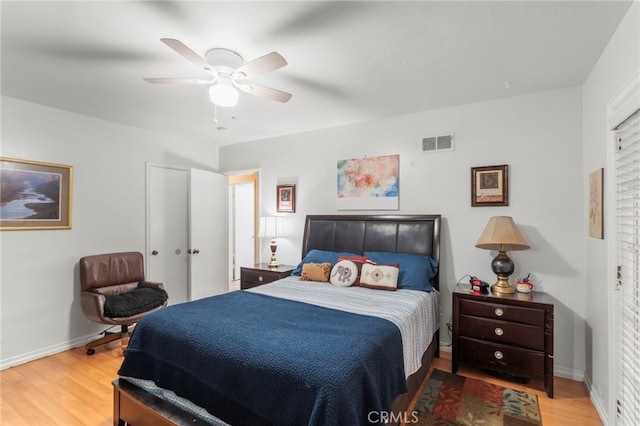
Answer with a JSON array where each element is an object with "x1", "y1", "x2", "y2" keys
[{"x1": 616, "y1": 108, "x2": 640, "y2": 425}]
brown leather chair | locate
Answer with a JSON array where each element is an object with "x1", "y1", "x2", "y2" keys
[{"x1": 80, "y1": 251, "x2": 168, "y2": 355}]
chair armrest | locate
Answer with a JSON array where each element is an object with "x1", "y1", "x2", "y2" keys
[{"x1": 81, "y1": 291, "x2": 111, "y2": 324}]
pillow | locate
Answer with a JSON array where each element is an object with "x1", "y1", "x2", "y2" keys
[
  {"x1": 102, "y1": 283, "x2": 168, "y2": 318},
  {"x1": 299, "y1": 262, "x2": 332, "y2": 282},
  {"x1": 337, "y1": 255, "x2": 374, "y2": 285},
  {"x1": 291, "y1": 249, "x2": 360, "y2": 276},
  {"x1": 359, "y1": 263, "x2": 399, "y2": 291},
  {"x1": 329, "y1": 260, "x2": 359, "y2": 287},
  {"x1": 364, "y1": 251, "x2": 438, "y2": 292}
]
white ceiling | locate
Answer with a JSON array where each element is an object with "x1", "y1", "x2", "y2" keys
[{"x1": 1, "y1": 1, "x2": 632, "y2": 148}]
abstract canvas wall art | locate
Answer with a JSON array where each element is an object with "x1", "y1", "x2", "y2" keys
[{"x1": 337, "y1": 154, "x2": 399, "y2": 210}]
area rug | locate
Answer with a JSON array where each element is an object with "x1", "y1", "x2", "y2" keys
[{"x1": 412, "y1": 369, "x2": 542, "y2": 425}]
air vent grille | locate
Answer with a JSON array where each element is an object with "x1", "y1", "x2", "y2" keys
[{"x1": 420, "y1": 134, "x2": 455, "y2": 153}]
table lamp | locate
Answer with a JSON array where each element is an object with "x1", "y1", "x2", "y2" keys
[
  {"x1": 475, "y1": 216, "x2": 530, "y2": 294},
  {"x1": 259, "y1": 216, "x2": 285, "y2": 268}
]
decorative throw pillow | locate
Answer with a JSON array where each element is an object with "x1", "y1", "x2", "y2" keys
[
  {"x1": 329, "y1": 260, "x2": 359, "y2": 287},
  {"x1": 299, "y1": 262, "x2": 332, "y2": 282},
  {"x1": 364, "y1": 251, "x2": 438, "y2": 292},
  {"x1": 359, "y1": 263, "x2": 399, "y2": 291},
  {"x1": 337, "y1": 255, "x2": 373, "y2": 286}
]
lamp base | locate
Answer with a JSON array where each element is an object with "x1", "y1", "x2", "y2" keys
[
  {"x1": 267, "y1": 239, "x2": 279, "y2": 268},
  {"x1": 490, "y1": 251, "x2": 516, "y2": 294},
  {"x1": 491, "y1": 275, "x2": 516, "y2": 294}
]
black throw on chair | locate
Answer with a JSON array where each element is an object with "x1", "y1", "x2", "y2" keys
[{"x1": 79, "y1": 251, "x2": 168, "y2": 355}]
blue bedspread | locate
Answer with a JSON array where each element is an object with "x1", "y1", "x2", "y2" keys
[{"x1": 118, "y1": 290, "x2": 407, "y2": 426}]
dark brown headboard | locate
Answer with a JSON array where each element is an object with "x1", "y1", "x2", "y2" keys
[{"x1": 301, "y1": 215, "x2": 441, "y2": 290}]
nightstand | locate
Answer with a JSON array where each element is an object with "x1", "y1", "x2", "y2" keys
[
  {"x1": 240, "y1": 264, "x2": 295, "y2": 290},
  {"x1": 452, "y1": 285, "x2": 555, "y2": 398}
]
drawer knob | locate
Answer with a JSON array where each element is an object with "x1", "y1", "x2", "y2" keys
[
  {"x1": 494, "y1": 351, "x2": 504, "y2": 360},
  {"x1": 495, "y1": 327, "x2": 504, "y2": 336},
  {"x1": 494, "y1": 308, "x2": 504, "y2": 317},
  {"x1": 258, "y1": 276, "x2": 264, "y2": 282}
]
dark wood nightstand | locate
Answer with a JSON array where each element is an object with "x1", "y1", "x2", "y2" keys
[
  {"x1": 240, "y1": 264, "x2": 295, "y2": 290},
  {"x1": 452, "y1": 285, "x2": 555, "y2": 398}
]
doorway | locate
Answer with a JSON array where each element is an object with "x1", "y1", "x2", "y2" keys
[{"x1": 228, "y1": 172, "x2": 259, "y2": 289}]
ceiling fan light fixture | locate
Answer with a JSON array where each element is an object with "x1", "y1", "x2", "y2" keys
[{"x1": 209, "y1": 77, "x2": 239, "y2": 107}]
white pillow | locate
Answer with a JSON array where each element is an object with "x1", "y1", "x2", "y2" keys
[
  {"x1": 329, "y1": 260, "x2": 358, "y2": 287},
  {"x1": 359, "y1": 263, "x2": 399, "y2": 291}
]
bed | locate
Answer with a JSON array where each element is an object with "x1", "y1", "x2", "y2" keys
[{"x1": 113, "y1": 214, "x2": 441, "y2": 426}]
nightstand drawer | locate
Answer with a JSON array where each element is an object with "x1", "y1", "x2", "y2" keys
[
  {"x1": 459, "y1": 298, "x2": 544, "y2": 326},
  {"x1": 459, "y1": 337, "x2": 545, "y2": 376},
  {"x1": 240, "y1": 265, "x2": 295, "y2": 290},
  {"x1": 459, "y1": 314, "x2": 544, "y2": 351},
  {"x1": 242, "y1": 270, "x2": 279, "y2": 286}
]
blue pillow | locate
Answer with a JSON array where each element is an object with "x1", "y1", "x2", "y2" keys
[
  {"x1": 291, "y1": 249, "x2": 360, "y2": 276},
  {"x1": 364, "y1": 251, "x2": 438, "y2": 292}
]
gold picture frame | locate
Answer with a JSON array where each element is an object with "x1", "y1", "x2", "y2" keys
[
  {"x1": 471, "y1": 164, "x2": 509, "y2": 207},
  {"x1": 276, "y1": 184, "x2": 296, "y2": 213},
  {"x1": 589, "y1": 168, "x2": 603, "y2": 239},
  {"x1": 1, "y1": 157, "x2": 73, "y2": 230}
]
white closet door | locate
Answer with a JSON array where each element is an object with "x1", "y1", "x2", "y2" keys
[
  {"x1": 147, "y1": 165, "x2": 189, "y2": 305},
  {"x1": 189, "y1": 168, "x2": 228, "y2": 300}
]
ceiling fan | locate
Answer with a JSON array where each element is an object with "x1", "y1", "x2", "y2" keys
[{"x1": 144, "y1": 38, "x2": 292, "y2": 107}]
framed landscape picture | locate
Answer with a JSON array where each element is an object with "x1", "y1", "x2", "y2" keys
[
  {"x1": 0, "y1": 157, "x2": 73, "y2": 230},
  {"x1": 471, "y1": 164, "x2": 509, "y2": 207}
]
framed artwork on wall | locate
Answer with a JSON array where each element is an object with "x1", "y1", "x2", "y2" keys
[
  {"x1": 276, "y1": 184, "x2": 296, "y2": 213},
  {"x1": 0, "y1": 157, "x2": 73, "y2": 230},
  {"x1": 589, "y1": 168, "x2": 604, "y2": 239},
  {"x1": 336, "y1": 154, "x2": 399, "y2": 210},
  {"x1": 471, "y1": 164, "x2": 509, "y2": 207}
]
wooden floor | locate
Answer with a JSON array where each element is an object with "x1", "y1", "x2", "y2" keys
[{"x1": 0, "y1": 343, "x2": 602, "y2": 425}]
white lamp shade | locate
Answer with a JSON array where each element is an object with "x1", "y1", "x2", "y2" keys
[
  {"x1": 209, "y1": 77, "x2": 239, "y2": 107},
  {"x1": 259, "y1": 216, "x2": 285, "y2": 238},
  {"x1": 475, "y1": 216, "x2": 530, "y2": 251}
]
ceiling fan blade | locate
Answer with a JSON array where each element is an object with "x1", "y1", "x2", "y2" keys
[
  {"x1": 234, "y1": 52, "x2": 287, "y2": 79},
  {"x1": 144, "y1": 78, "x2": 213, "y2": 84},
  {"x1": 238, "y1": 83, "x2": 292, "y2": 103},
  {"x1": 160, "y1": 38, "x2": 214, "y2": 75}
]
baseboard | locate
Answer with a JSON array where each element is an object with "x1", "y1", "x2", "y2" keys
[
  {"x1": 584, "y1": 374, "x2": 608, "y2": 425},
  {"x1": 554, "y1": 364, "x2": 584, "y2": 382},
  {"x1": 1, "y1": 334, "x2": 92, "y2": 370}
]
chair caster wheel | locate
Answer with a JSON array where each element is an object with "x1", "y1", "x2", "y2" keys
[{"x1": 87, "y1": 348, "x2": 95, "y2": 356}]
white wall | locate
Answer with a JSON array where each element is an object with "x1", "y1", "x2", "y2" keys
[
  {"x1": 0, "y1": 96, "x2": 218, "y2": 367},
  {"x1": 220, "y1": 87, "x2": 586, "y2": 378},
  {"x1": 582, "y1": 1, "x2": 639, "y2": 423}
]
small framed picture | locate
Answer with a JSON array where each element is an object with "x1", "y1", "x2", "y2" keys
[
  {"x1": 471, "y1": 165, "x2": 509, "y2": 207},
  {"x1": 1, "y1": 157, "x2": 73, "y2": 230},
  {"x1": 277, "y1": 185, "x2": 296, "y2": 213}
]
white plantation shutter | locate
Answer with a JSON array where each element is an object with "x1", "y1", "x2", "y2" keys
[{"x1": 616, "y1": 108, "x2": 640, "y2": 425}]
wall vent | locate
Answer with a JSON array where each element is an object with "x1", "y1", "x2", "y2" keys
[{"x1": 420, "y1": 134, "x2": 455, "y2": 153}]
